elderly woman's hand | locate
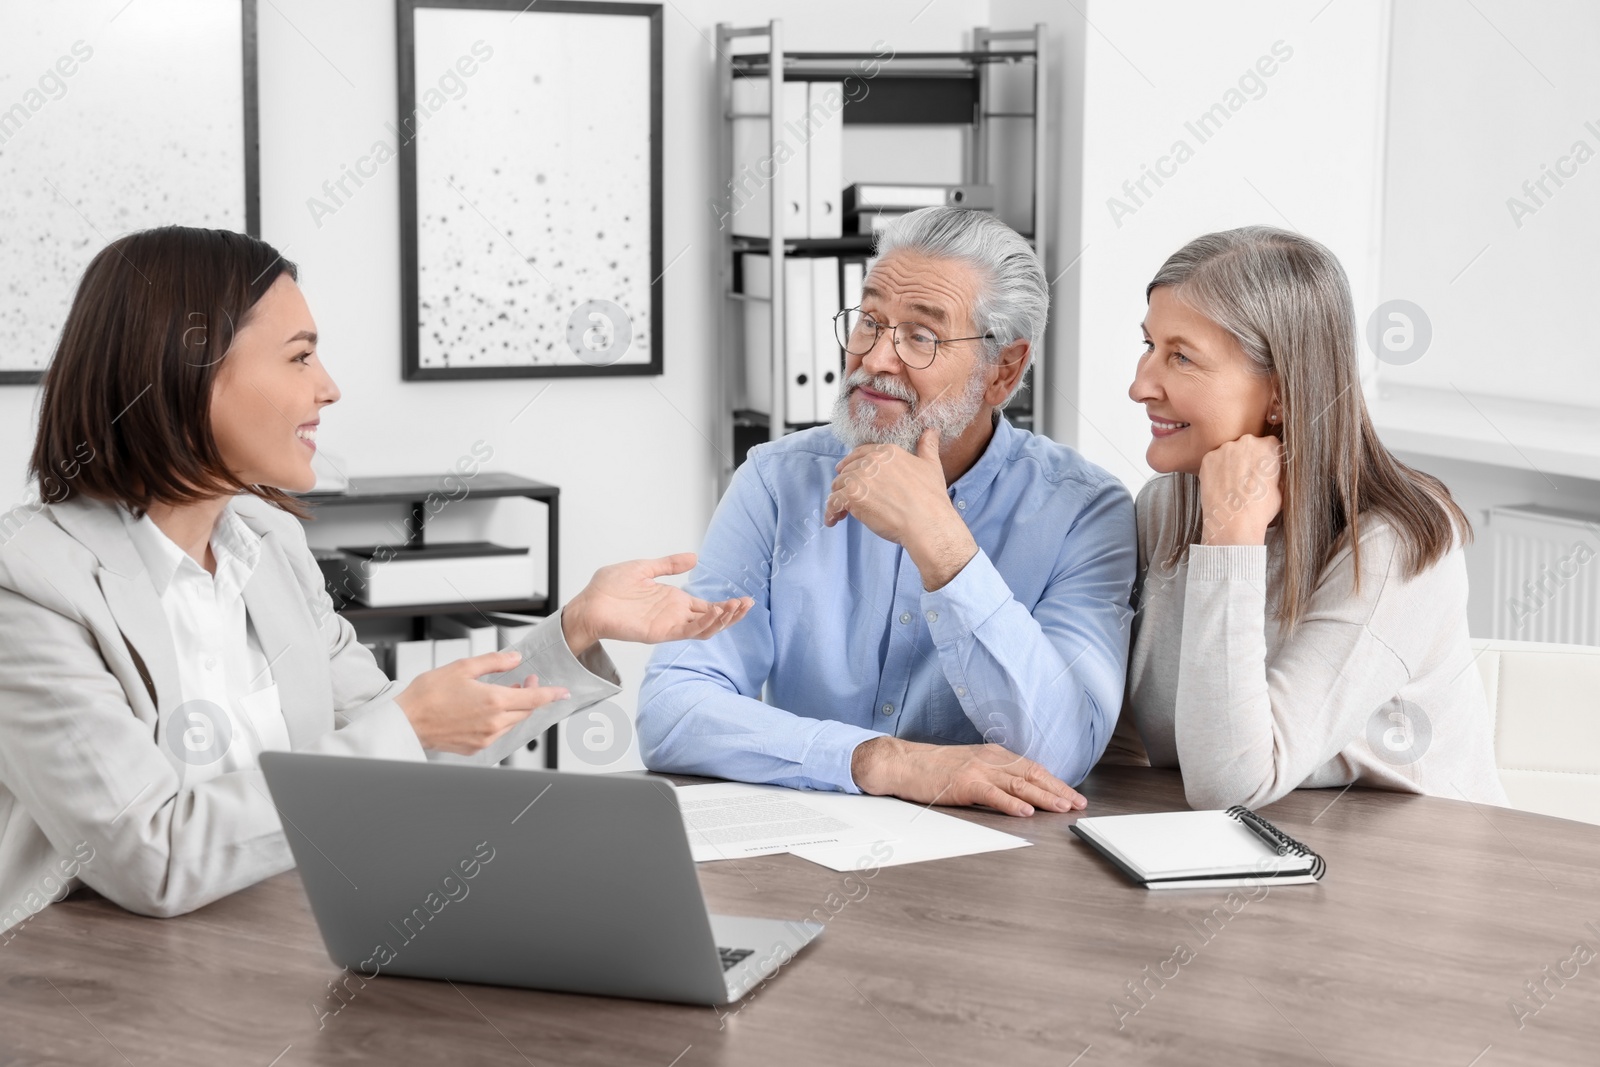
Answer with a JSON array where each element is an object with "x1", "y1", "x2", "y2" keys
[{"x1": 1197, "y1": 433, "x2": 1282, "y2": 545}]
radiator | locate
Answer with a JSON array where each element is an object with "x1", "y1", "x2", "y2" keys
[{"x1": 1490, "y1": 505, "x2": 1600, "y2": 645}]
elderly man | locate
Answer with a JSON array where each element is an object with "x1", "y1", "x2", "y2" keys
[{"x1": 638, "y1": 207, "x2": 1135, "y2": 817}]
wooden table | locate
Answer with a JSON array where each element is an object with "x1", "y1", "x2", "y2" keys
[{"x1": 3, "y1": 767, "x2": 1598, "y2": 1066}]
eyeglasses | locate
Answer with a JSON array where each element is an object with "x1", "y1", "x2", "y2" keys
[{"x1": 832, "y1": 307, "x2": 992, "y2": 371}]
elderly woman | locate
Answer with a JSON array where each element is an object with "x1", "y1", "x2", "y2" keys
[
  {"x1": 0, "y1": 226, "x2": 749, "y2": 929},
  {"x1": 1111, "y1": 225, "x2": 1506, "y2": 810}
]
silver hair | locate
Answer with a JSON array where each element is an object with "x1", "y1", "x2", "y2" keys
[
  {"x1": 1145, "y1": 224, "x2": 1347, "y2": 382},
  {"x1": 1145, "y1": 224, "x2": 1471, "y2": 630},
  {"x1": 873, "y1": 207, "x2": 1048, "y2": 406}
]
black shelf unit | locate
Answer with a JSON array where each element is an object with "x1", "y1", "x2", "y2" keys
[
  {"x1": 295, "y1": 472, "x2": 561, "y2": 767},
  {"x1": 714, "y1": 20, "x2": 1049, "y2": 491}
]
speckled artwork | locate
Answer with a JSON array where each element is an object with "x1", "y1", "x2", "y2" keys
[
  {"x1": 409, "y1": 6, "x2": 655, "y2": 373},
  {"x1": 0, "y1": 0, "x2": 247, "y2": 377}
]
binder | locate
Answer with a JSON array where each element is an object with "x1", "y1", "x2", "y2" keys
[
  {"x1": 804, "y1": 82, "x2": 843, "y2": 238},
  {"x1": 730, "y1": 77, "x2": 809, "y2": 238},
  {"x1": 432, "y1": 638, "x2": 470, "y2": 669},
  {"x1": 741, "y1": 253, "x2": 815, "y2": 424},
  {"x1": 483, "y1": 611, "x2": 542, "y2": 648},
  {"x1": 844, "y1": 182, "x2": 997, "y2": 214},
  {"x1": 1070, "y1": 807, "x2": 1328, "y2": 890},
  {"x1": 392, "y1": 640, "x2": 433, "y2": 687},
  {"x1": 841, "y1": 257, "x2": 867, "y2": 313},
  {"x1": 785, "y1": 259, "x2": 815, "y2": 423},
  {"x1": 811, "y1": 256, "x2": 841, "y2": 421},
  {"x1": 430, "y1": 614, "x2": 499, "y2": 657},
  {"x1": 740, "y1": 252, "x2": 772, "y2": 418},
  {"x1": 338, "y1": 541, "x2": 535, "y2": 607},
  {"x1": 852, "y1": 211, "x2": 911, "y2": 235},
  {"x1": 836, "y1": 258, "x2": 868, "y2": 412}
]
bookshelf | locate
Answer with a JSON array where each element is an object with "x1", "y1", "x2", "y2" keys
[
  {"x1": 295, "y1": 472, "x2": 561, "y2": 767},
  {"x1": 298, "y1": 473, "x2": 557, "y2": 628},
  {"x1": 714, "y1": 20, "x2": 1050, "y2": 492}
]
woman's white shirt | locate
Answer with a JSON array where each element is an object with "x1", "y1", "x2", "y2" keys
[{"x1": 120, "y1": 504, "x2": 292, "y2": 782}]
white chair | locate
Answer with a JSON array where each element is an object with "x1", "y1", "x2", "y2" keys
[{"x1": 1472, "y1": 638, "x2": 1600, "y2": 826}]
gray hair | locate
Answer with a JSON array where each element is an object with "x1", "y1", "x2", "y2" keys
[
  {"x1": 873, "y1": 207, "x2": 1047, "y2": 405},
  {"x1": 1146, "y1": 225, "x2": 1470, "y2": 629},
  {"x1": 1145, "y1": 225, "x2": 1347, "y2": 384}
]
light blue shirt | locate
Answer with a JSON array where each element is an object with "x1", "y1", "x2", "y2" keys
[{"x1": 638, "y1": 416, "x2": 1138, "y2": 792}]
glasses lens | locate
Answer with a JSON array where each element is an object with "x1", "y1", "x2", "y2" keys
[
  {"x1": 839, "y1": 309, "x2": 877, "y2": 354},
  {"x1": 897, "y1": 322, "x2": 940, "y2": 368}
]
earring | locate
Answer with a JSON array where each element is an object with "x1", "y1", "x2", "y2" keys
[{"x1": 1268, "y1": 413, "x2": 1279, "y2": 423}]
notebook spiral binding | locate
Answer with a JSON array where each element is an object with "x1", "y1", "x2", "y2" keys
[{"x1": 1226, "y1": 806, "x2": 1327, "y2": 880}]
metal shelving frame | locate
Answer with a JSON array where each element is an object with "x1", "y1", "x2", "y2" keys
[{"x1": 713, "y1": 21, "x2": 1049, "y2": 496}]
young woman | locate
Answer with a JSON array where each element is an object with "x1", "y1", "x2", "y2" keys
[
  {"x1": 0, "y1": 226, "x2": 750, "y2": 929},
  {"x1": 1109, "y1": 225, "x2": 1505, "y2": 810}
]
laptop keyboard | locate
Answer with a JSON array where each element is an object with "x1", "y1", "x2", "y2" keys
[{"x1": 718, "y1": 947, "x2": 755, "y2": 972}]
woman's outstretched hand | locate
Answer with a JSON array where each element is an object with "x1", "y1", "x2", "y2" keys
[{"x1": 560, "y1": 553, "x2": 753, "y2": 655}]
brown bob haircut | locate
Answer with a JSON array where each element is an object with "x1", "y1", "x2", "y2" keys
[{"x1": 30, "y1": 225, "x2": 309, "y2": 519}]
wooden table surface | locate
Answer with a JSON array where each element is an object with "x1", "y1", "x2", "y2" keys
[{"x1": 3, "y1": 766, "x2": 1597, "y2": 1066}]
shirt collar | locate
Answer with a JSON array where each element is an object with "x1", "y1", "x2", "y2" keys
[
  {"x1": 947, "y1": 411, "x2": 1015, "y2": 508},
  {"x1": 121, "y1": 499, "x2": 263, "y2": 596}
]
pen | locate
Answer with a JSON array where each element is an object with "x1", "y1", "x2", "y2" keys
[{"x1": 1233, "y1": 808, "x2": 1291, "y2": 855}]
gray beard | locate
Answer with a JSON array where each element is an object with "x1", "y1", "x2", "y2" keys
[{"x1": 829, "y1": 366, "x2": 989, "y2": 453}]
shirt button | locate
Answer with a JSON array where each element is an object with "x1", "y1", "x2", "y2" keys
[
  {"x1": 881, "y1": 703, "x2": 895, "y2": 716},
  {"x1": 956, "y1": 500, "x2": 967, "y2": 511},
  {"x1": 955, "y1": 685, "x2": 967, "y2": 697},
  {"x1": 204, "y1": 657, "x2": 217, "y2": 670},
  {"x1": 898, "y1": 612, "x2": 912, "y2": 624},
  {"x1": 925, "y1": 610, "x2": 938, "y2": 623}
]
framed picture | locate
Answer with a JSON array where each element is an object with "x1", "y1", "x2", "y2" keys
[
  {"x1": 0, "y1": 0, "x2": 259, "y2": 385},
  {"x1": 397, "y1": 0, "x2": 663, "y2": 380}
]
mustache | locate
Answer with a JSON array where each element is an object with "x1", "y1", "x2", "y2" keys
[{"x1": 844, "y1": 370, "x2": 917, "y2": 407}]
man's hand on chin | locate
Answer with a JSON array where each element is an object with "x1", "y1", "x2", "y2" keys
[
  {"x1": 849, "y1": 735, "x2": 1086, "y2": 817},
  {"x1": 823, "y1": 427, "x2": 979, "y2": 590}
]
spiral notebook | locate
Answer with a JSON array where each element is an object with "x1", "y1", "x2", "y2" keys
[{"x1": 1070, "y1": 807, "x2": 1327, "y2": 890}]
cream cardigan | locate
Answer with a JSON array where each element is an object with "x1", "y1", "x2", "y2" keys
[{"x1": 1105, "y1": 474, "x2": 1507, "y2": 810}]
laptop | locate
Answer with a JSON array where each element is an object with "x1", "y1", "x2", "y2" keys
[{"x1": 259, "y1": 752, "x2": 823, "y2": 1005}]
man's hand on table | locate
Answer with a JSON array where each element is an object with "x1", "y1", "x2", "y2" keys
[{"x1": 850, "y1": 736, "x2": 1086, "y2": 816}]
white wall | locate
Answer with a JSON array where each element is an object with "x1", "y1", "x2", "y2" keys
[
  {"x1": 1380, "y1": 0, "x2": 1600, "y2": 405},
  {"x1": 0, "y1": 0, "x2": 990, "y2": 772},
  {"x1": 1065, "y1": 0, "x2": 1390, "y2": 491},
  {"x1": 1375, "y1": 0, "x2": 1600, "y2": 639}
]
